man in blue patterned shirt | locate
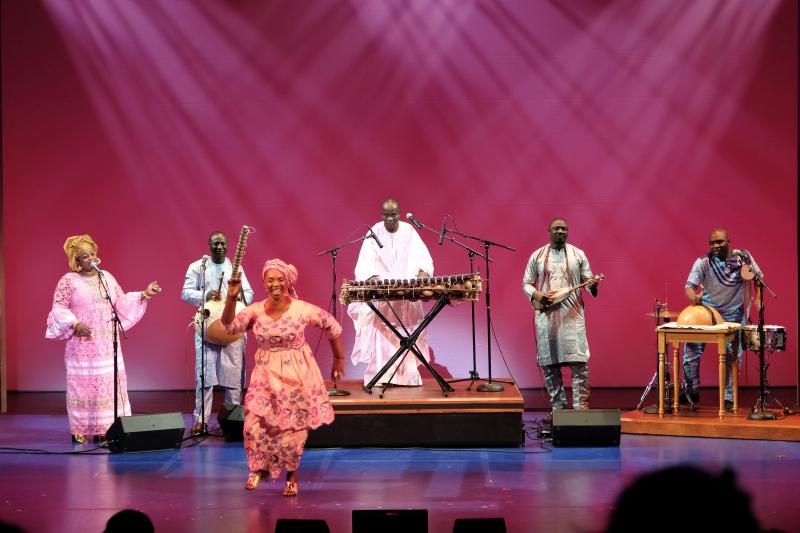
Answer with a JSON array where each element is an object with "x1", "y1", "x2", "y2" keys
[{"x1": 682, "y1": 228, "x2": 762, "y2": 410}]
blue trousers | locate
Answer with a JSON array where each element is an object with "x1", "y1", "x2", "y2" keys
[{"x1": 682, "y1": 315, "x2": 742, "y2": 401}]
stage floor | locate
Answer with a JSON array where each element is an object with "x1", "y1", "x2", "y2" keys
[
  {"x1": 1, "y1": 389, "x2": 800, "y2": 532},
  {"x1": 622, "y1": 405, "x2": 800, "y2": 441}
]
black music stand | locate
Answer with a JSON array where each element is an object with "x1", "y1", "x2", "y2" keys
[
  {"x1": 317, "y1": 229, "x2": 379, "y2": 397},
  {"x1": 363, "y1": 293, "x2": 455, "y2": 398},
  {"x1": 436, "y1": 222, "x2": 516, "y2": 392}
]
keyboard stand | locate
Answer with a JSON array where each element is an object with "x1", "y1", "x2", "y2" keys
[{"x1": 363, "y1": 295, "x2": 455, "y2": 398}]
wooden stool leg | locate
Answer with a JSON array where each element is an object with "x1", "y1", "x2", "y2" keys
[
  {"x1": 658, "y1": 352, "x2": 665, "y2": 416},
  {"x1": 658, "y1": 331, "x2": 666, "y2": 416},
  {"x1": 732, "y1": 337, "x2": 739, "y2": 411},
  {"x1": 672, "y1": 343, "x2": 680, "y2": 413},
  {"x1": 718, "y1": 340, "x2": 726, "y2": 417}
]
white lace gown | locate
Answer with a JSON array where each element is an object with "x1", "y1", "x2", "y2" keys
[{"x1": 347, "y1": 221, "x2": 434, "y2": 385}]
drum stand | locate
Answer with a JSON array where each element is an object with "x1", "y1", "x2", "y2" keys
[
  {"x1": 748, "y1": 277, "x2": 779, "y2": 421},
  {"x1": 640, "y1": 299, "x2": 672, "y2": 414},
  {"x1": 363, "y1": 296, "x2": 455, "y2": 398}
]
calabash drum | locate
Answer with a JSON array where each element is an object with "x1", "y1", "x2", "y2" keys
[
  {"x1": 195, "y1": 300, "x2": 245, "y2": 345},
  {"x1": 676, "y1": 304, "x2": 724, "y2": 326}
]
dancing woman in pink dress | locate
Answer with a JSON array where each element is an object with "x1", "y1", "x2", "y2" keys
[
  {"x1": 45, "y1": 234, "x2": 161, "y2": 444},
  {"x1": 222, "y1": 258, "x2": 344, "y2": 496}
]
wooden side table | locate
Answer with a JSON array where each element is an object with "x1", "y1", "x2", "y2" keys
[{"x1": 656, "y1": 325, "x2": 741, "y2": 416}]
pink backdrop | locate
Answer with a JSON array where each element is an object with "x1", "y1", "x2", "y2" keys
[{"x1": 2, "y1": 0, "x2": 797, "y2": 392}]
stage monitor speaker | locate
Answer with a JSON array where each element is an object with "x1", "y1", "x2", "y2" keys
[
  {"x1": 275, "y1": 519, "x2": 329, "y2": 533},
  {"x1": 352, "y1": 509, "x2": 428, "y2": 533},
  {"x1": 218, "y1": 402, "x2": 244, "y2": 441},
  {"x1": 453, "y1": 517, "x2": 507, "y2": 532},
  {"x1": 551, "y1": 409, "x2": 621, "y2": 447},
  {"x1": 105, "y1": 413, "x2": 185, "y2": 453}
]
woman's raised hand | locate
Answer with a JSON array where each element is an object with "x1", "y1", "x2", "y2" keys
[{"x1": 227, "y1": 278, "x2": 242, "y2": 300}]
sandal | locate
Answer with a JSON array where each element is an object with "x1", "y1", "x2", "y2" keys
[
  {"x1": 72, "y1": 434, "x2": 88, "y2": 445},
  {"x1": 190, "y1": 422, "x2": 206, "y2": 437},
  {"x1": 245, "y1": 471, "x2": 262, "y2": 490},
  {"x1": 282, "y1": 481, "x2": 298, "y2": 497}
]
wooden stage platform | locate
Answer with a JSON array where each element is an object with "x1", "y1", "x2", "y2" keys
[
  {"x1": 621, "y1": 405, "x2": 800, "y2": 441},
  {"x1": 306, "y1": 379, "x2": 525, "y2": 448}
]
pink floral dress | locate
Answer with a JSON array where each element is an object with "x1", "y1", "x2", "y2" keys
[
  {"x1": 225, "y1": 299, "x2": 341, "y2": 479},
  {"x1": 45, "y1": 272, "x2": 147, "y2": 436}
]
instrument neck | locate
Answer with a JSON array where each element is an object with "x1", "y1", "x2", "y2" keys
[{"x1": 230, "y1": 226, "x2": 250, "y2": 281}]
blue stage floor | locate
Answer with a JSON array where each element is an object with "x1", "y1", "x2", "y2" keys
[{"x1": 2, "y1": 394, "x2": 799, "y2": 532}]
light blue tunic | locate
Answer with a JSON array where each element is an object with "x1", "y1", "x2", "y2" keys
[
  {"x1": 685, "y1": 251, "x2": 762, "y2": 321},
  {"x1": 522, "y1": 244, "x2": 594, "y2": 367},
  {"x1": 181, "y1": 257, "x2": 254, "y2": 388},
  {"x1": 683, "y1": 250, "x2": 763, "y2": 400}
]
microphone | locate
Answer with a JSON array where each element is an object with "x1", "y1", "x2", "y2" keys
[
  {"x1": 90, "y1": 259, "x2": 103, "y2": 276},
  {"x1": 438, "y1": 216, "x2": 447, "y2": 246},
  {"x1": 367, "y1": 227, "x2": 383, "y2": 248},
  {"x1": 405, "y1": 213, "x2": 422, "y2": 228}
]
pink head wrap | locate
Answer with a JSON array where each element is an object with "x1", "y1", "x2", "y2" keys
[{"x1": 262, "y1": 258, "x2": 299, "y2": 298}]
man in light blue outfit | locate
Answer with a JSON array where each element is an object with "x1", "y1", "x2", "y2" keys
[
  {"x1": 182, "y1": 231, "x2": 254, "y2": 435},
  {"x1": 522, "y1": 218, "x2": 600, "y2": 411},
  {"x1": 683, "y1": 228, "x2": 762, "y2": 410}
]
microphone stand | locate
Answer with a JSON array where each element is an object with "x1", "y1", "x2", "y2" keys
[
  {"x1": 96, "y1": 268, "x2": 128, "y2": 428},
  {"x1": 317, "y1": 233, "x2": 373, "y2": 397},
  {"x1": 196, "y1": 258, "x2": 209, "y2": 436},
  {"x1": 422, "y1": 220, "x2": 516, "y2": 392},
  {"x1": 454, "y1": 229, "x2": 516, "y2": 392},
  {"x1": 748, "y1": 273, "x2": 778, "y2": 421},
  {"x1": 317, "y1": 233, "x2": 374, "y2": 319},
  {"x1": 432, "y1": 227, "x2": 489, "y2": 391}
]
